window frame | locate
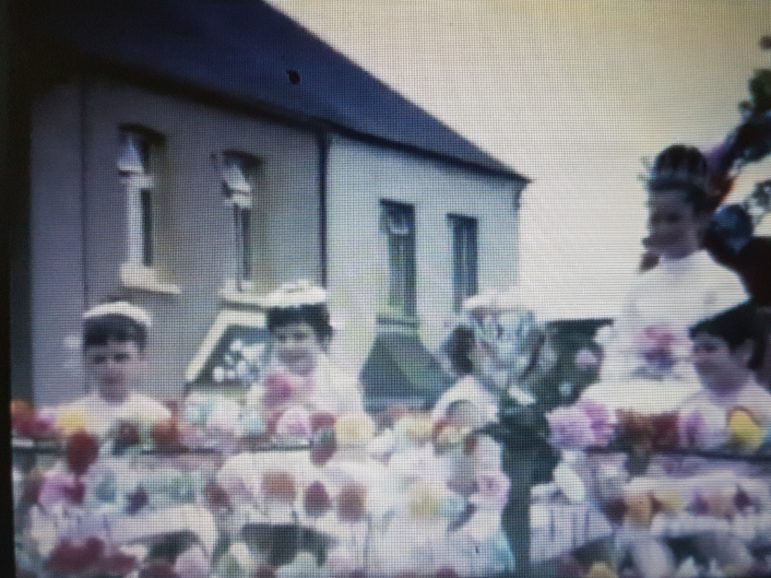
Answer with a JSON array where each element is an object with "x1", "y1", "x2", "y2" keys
[
  {"x1": 448, "y1": 213, "x2": 479, "y2": 312},
  {"x1": 380, "y1": 200, "x2": 417, "y2": 319}
]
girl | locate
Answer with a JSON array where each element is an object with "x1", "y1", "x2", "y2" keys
[
  {"x1": 52, "y1": 300, "x2": 170, "y2": 437},
  {"x1": 246, "y1": 281, "x2": 363, "y2": 416}
]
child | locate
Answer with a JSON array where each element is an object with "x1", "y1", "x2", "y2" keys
[
  {"x1": 246, "y1": 280, "x2": 363, "y2": 415},
  {"x1": 52, "y1": 300, "x2": 170, "y2": 437}
]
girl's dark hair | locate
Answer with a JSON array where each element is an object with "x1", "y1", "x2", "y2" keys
[
  {"x1": 443, "y1": 326, "x2": 476, "y2": 376},
  {"x1": 689, "y1": 301, "x2": 768, "y2": 370},
  {"x1": 648, "y1": 144, "x2": 712, "y2": 213},
  {"x1": 83, "y1": 314, "x2": 148, "y2": 352},
  {"x1": 266, "y1": 303, "x2": 333, "y2": 343}
]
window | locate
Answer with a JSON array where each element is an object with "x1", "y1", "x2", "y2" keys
[
  {"x1": 117, "y1": 128, "x2": 178, "y2": 294},
  {"x1": 118, "y1": 129, "x2": 158, "y2": 268},
  {"x1": 448, "y1": 214, "x2": 478, "y2": 312},
  {"x1": 380, "y1": 201, "x2": 416, "y2": 317},
  {"x1": 220, "y1": 151, "x2": 260, "y2": 292}
]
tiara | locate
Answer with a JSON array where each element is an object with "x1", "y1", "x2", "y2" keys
[
  {"x1": 83, "y1": 301, "x2": 152, "y2": 328},
  {"x1": 264, "y1": 279, "x2": 327, "y2": 309},
  {"x1": 643, "y1": 144, "x2": 712, "y2": 196}
]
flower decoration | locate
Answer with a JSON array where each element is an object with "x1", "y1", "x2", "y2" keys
[
  {"x1": 336, "y1": 482, "x2": 367, "y2": 523},
  {"x1": 407, "y1": 481, "x2": 442, "y2": 520},
  {"x1": 66, "y1": 430, "x2": 100, "y2": 476},
  {"x1": 261, "y1": 471, "x2": 297, "y2": 503},
  {"x1": 11, "y1": 400, "x2": 57, "y2": 440},
  {"x1": 56, "y1": 409, "x2": 90, "y2": 437},
  {"x1": 727, "y1": 407, "x2": 766, "y2": 452},
  {"x1": 173, "y1": 545, "x2": 210, "y2": 578},
  {"x1": 38, "y1": 472, "x2": 86, "y2": 509},
  {"x1": 310, "y1": 410, "x2": 336, "y2": 433},
  {"x1": 679, "y1": 405, "x2": 728, "y2": 450},
  {"x1": 634, "y1": 325, "x2": 689, "y2": 376},
  {"x1": 263, "y1": 372, "x2": 295, "y2": 408},
  {"x1": 151, "y1": 417, "x2": 183, "y2": 452},
  {"x1": 394, "y1": 413, "x2": 434, "y2": 446},
  {"x1": 334, "y1": 412, "x2": 375, "y2": 448},
  {"x1": 545, "y1": 405, "x2": 600, "y2": 450},
  {"x1": 304, "y1": 481, "x2": 331, "y2": 518},
  {"x1": 310, "y1": 426, "x2": 337, "y2": 466},
  {"x1": 45, "y1": 537, "x2": 105, "y2": 575},
  {"x1": 275, "y1": 405, "x2": 312, "y2": 442},
  {"x1": 617, "y1": 410, "x2": 680, "y2": 452}
]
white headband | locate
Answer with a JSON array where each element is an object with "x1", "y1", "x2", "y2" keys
[
  {"x1": 264, "y1": 279, "x2": 327, "y2": 309},
  {"x1": 83, "y1": 301, "x2": 152, "y2": 328}
]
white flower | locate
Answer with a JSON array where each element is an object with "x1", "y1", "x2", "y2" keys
[
  {"x1": 236, "y1": 360, "x2": 250, "y2": 380},
  {"x1": 212, "y1": 366, "x2": 225, "y2": 383},
  {"x1": 226, "y1": 369, "x2": 236, "y2": 381},
  {"x1": 230, "y1": 339, "x2": 244, "y2": 352}
]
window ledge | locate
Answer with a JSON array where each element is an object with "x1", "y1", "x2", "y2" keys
[
  {"x1": 376, "y1": 309, "x2": 420, "y2": 330},
  {"x1": 219, "y1": 282, "x2": 271, "y2": 308},
  {"x1": 120, "y1": 263, "x2": 181, "y2": 295}
]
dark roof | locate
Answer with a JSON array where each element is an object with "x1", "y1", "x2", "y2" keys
[{"x1": 21, "y1": 0, "x2": 525, "y2": 179}]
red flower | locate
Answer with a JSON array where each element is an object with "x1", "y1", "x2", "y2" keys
[
  {"x1": 152, "y1": 418, "x2": 183, "y2": 451},
  {"x1": 98, "y1": 551, "x2": 138, "y2": 575},
  {"x1": 12, "y1": 401, "x2": 56, "y2": 440},
  {"x1": 139, "y1": 562, "x2": 180, "y2": 578},
  {"x1": 310, "y1": 411, "x2": 336, "y2": 433},
  {"x1": 64, "y1": 479, "x2": 87, "y2": 505},
  {"x1": 261, "y1": 471, "x2": 296, "y2": 502},
  {"x1": 304, "y1": 481, "x2": 331, "y2": 518},
  {"x1": 651, "y1": 413, "x2": 680, "y2": 450},
  {"x1": 336, "y1": 482, "x2": 367, "y2": 523},
  {"x1": 66, "y1": 431, "x2": 100, "y2": 476},
  {"x1": 263, "y1": 373, "x2": 294, "y2": 408},
  {"x1": 46, "y1": 537, "x2": 104, "y2": 575},
  {"x1": 310, "y1": 427, "x2": 337, "y2": 466}
]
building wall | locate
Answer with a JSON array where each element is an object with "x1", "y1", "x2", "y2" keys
[
  {"x1": 29, "y1": 78, "x2": 322, "y2": 404},
  {"x1": 325, "y1": 134, "x2": 523, "y2": 374}
]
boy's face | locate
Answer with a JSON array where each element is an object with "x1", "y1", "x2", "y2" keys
[
  {"x1": 272, "y1": 321, "x2": 322, "y2": 376},
  {"x1": 84, "y1": 339, "x2": 144, "y2": 401},
  {"x1": 691, "y1": 333, "x2": 751, "y2": 392},
  {"x1": 644, "y1": 191, "x2": 703, "y2": 259}
]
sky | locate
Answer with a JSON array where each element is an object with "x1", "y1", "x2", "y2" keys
[{"x1": 269, "y1": 0, "x2": 770, "y2": 318}]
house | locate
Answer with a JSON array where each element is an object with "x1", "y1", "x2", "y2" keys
[{"x1": 11, "y1": 0, "x2": 528, "y2": 406}]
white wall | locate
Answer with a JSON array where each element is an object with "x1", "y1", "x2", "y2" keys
[
  {"x1": 29, "y1": 78, "x2": 322, "y2": 403},
  {"x1": 325, "y1": 134, "x2": 522, "y2": 372}
]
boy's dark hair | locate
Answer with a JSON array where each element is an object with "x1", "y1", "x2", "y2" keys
[
  {"x1": 443, "y1": 326, "x2": 476, "y2": 376},
  {"x1": 688, "y1": 301, "x2": 768, "y2": 370},
  {"x1": 83, "y1": 314, "x2": 148, "y2": 352},
  {"x1": 648, "y1": 144, "x2": 712, "y2": 214},
  {"x1": 266, "y1": 303, "x2": 333, "y2": 343}
]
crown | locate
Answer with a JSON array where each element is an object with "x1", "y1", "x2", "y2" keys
[
  {"x1": 264, "y1": 279, "x2": 328, "y2": 309},
  {"x1": 83, "y1": 301, "x2": 152, "y2": 328},
  {"x1": 646, "y1": 144, "x2": 711, "y2": 196}
]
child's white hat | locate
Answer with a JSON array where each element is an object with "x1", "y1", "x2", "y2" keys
[
  {"x1": 264, "y1": 279, "x2": 327, "y2": 309},
  {"x1": 83, "y1": 301, "x2": 152, "y2": 328}
]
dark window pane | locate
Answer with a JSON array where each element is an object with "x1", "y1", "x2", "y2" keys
[{"x1": 140, "y1": 188, "x2": 153, "y2": 266}]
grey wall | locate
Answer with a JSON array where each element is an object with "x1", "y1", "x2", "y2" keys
[{"x1": 29, "y1": 78, "x2": 322, "y2": 404}]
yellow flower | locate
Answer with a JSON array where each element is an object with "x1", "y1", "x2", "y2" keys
[
  {"x1": 728, "y1": 409, "x2": 765, "y2": 452},
  {"x1": 334, "y1": 412, "x2": 375, "y2": 448},
  {"x1": 586, "y1": 562, "x2": 618, "y2": 578},
  {"x1": 407, "y1": 481, "x2": 441, "y2": 520},
  {"x1": 396, "y1": 413, "x2": 434, "y2": 444},
  {"x1": 653, "y1": 489, "x2": 685, "y2": 514},
  {"x1": 56, "y1": 410, "x2": 90, "y2": 436}
]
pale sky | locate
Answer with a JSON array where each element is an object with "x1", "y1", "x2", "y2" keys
[{"x1": 270, "y1": 0, "x2": 770, "y2": 318}]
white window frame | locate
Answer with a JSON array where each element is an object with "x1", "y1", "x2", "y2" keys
[
  {"x1": 380, "y1": 200, "x2": 417, "y2": 319},
  {"x1": 117, "y1": 128, "x2": 179, "y2": 295}
]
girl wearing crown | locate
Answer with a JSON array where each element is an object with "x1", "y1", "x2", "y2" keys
[{"x1": 50, "y1": 300, "x2": 171, "y2": 438}]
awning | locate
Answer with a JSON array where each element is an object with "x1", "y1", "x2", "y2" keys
[{"x1": 360, "y1": 331, "x2": 454, "y2": 413}]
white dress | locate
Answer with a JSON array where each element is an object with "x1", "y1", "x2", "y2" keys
[
  {"x1": 581, "y1": 250, "x2": 748, "y2": 414},
  {"x1": 49, "y1": 391, "x2": 171, "y2": 437}
]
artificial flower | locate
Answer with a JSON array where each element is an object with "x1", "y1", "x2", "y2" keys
[
  {"x1": 395, "y1": 413, "x2": 434, "y2": 446},
  {"x1": 407, "y1": 481, "x2": 442, "y2": 520},
  {"x1": 310, "y1": 410, "x2": 337, "y2": 433},
  {"x1": 310, "y1": 426, "x2": 337, "y2": 466},
  {"x1": 261, "y1": 471, "x2": 297, "y2": 503},
  {"x1": 56, "y1": 409, "x2": 90, "y2": 437},
  {"x1": 263, "y1": 372, "x2": 295, "y2": 408},
  {"x1": 304, "y1": 480, "x2": 331, "y2": 518},
  {"x1": 546, "y1": 405, "x2": 596, "y2": 449},
  {"x1": 39, "y1": 472, "x2": 85, "y2": 509},
  {"x1": 275, "y1": 405, "x2": 312, "y2": 442},
  {"x1": 728, "y1": 408, "x2": 765, "y2": 452},
  {"x1": 336, "y1": 482, "x2": 367, "y2": 523},
  {"x1": 46, "y1": 537, "x2": 105, "y2": 575},
  {"x1": 66, "y1": 430, "x2": 100, "y2": 476},
  {"x1": 334, "y1": 412, "x2": 375, "y2": 448},
  {"x1": 679, "y1": 405, "x2": 728, "y2": 450},
  {"x1": 174, "y1": 544, "x2": 210, "y2": 578},
  {"x1": 152, "y1": 417, "x2": 183, "y2": 451}
]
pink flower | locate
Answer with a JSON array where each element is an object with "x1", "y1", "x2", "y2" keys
[
  {"x1": 263, "y1": 372, "x2": 294, "y2": 408},
  {"x1": 46, "y1": 537, "x2": 104, "y2": 575},
  {"x1": 310, "y1": 411, "x2": 337, "y2": 433},
  {"x1": 218, "y1": 469, "x2": 254, "y2": 502},
  {"x1": 261, "y1": 471, "x2": 297, "y2": 502},
  {"x1": 336, "y1": 482, "x2": 367, "y2": 523},
  {"x1": 546, "y1": 406, "x2": 596, "y2": 449},
  {"x1": 475, "y1": 471, "x2": 510, "y2": 509},
  {"x1": 577, "y1": 400, "x2": 615, "y2": 447},
  {"x1": 39, "y1": 473, "x2": 85, "y2": 509},
  {"x1": 574, "y1": 348, "x2": 600, "y2": 371},
  {"x1": 174, "y1": 545, "x2": 209, "y2": 578},
  {"x1": 304, "y1": 481, "x2": 331, "y2": 518},
  {"x1": 275, "y1": 405, "x2": 312, "y2": 441}
]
